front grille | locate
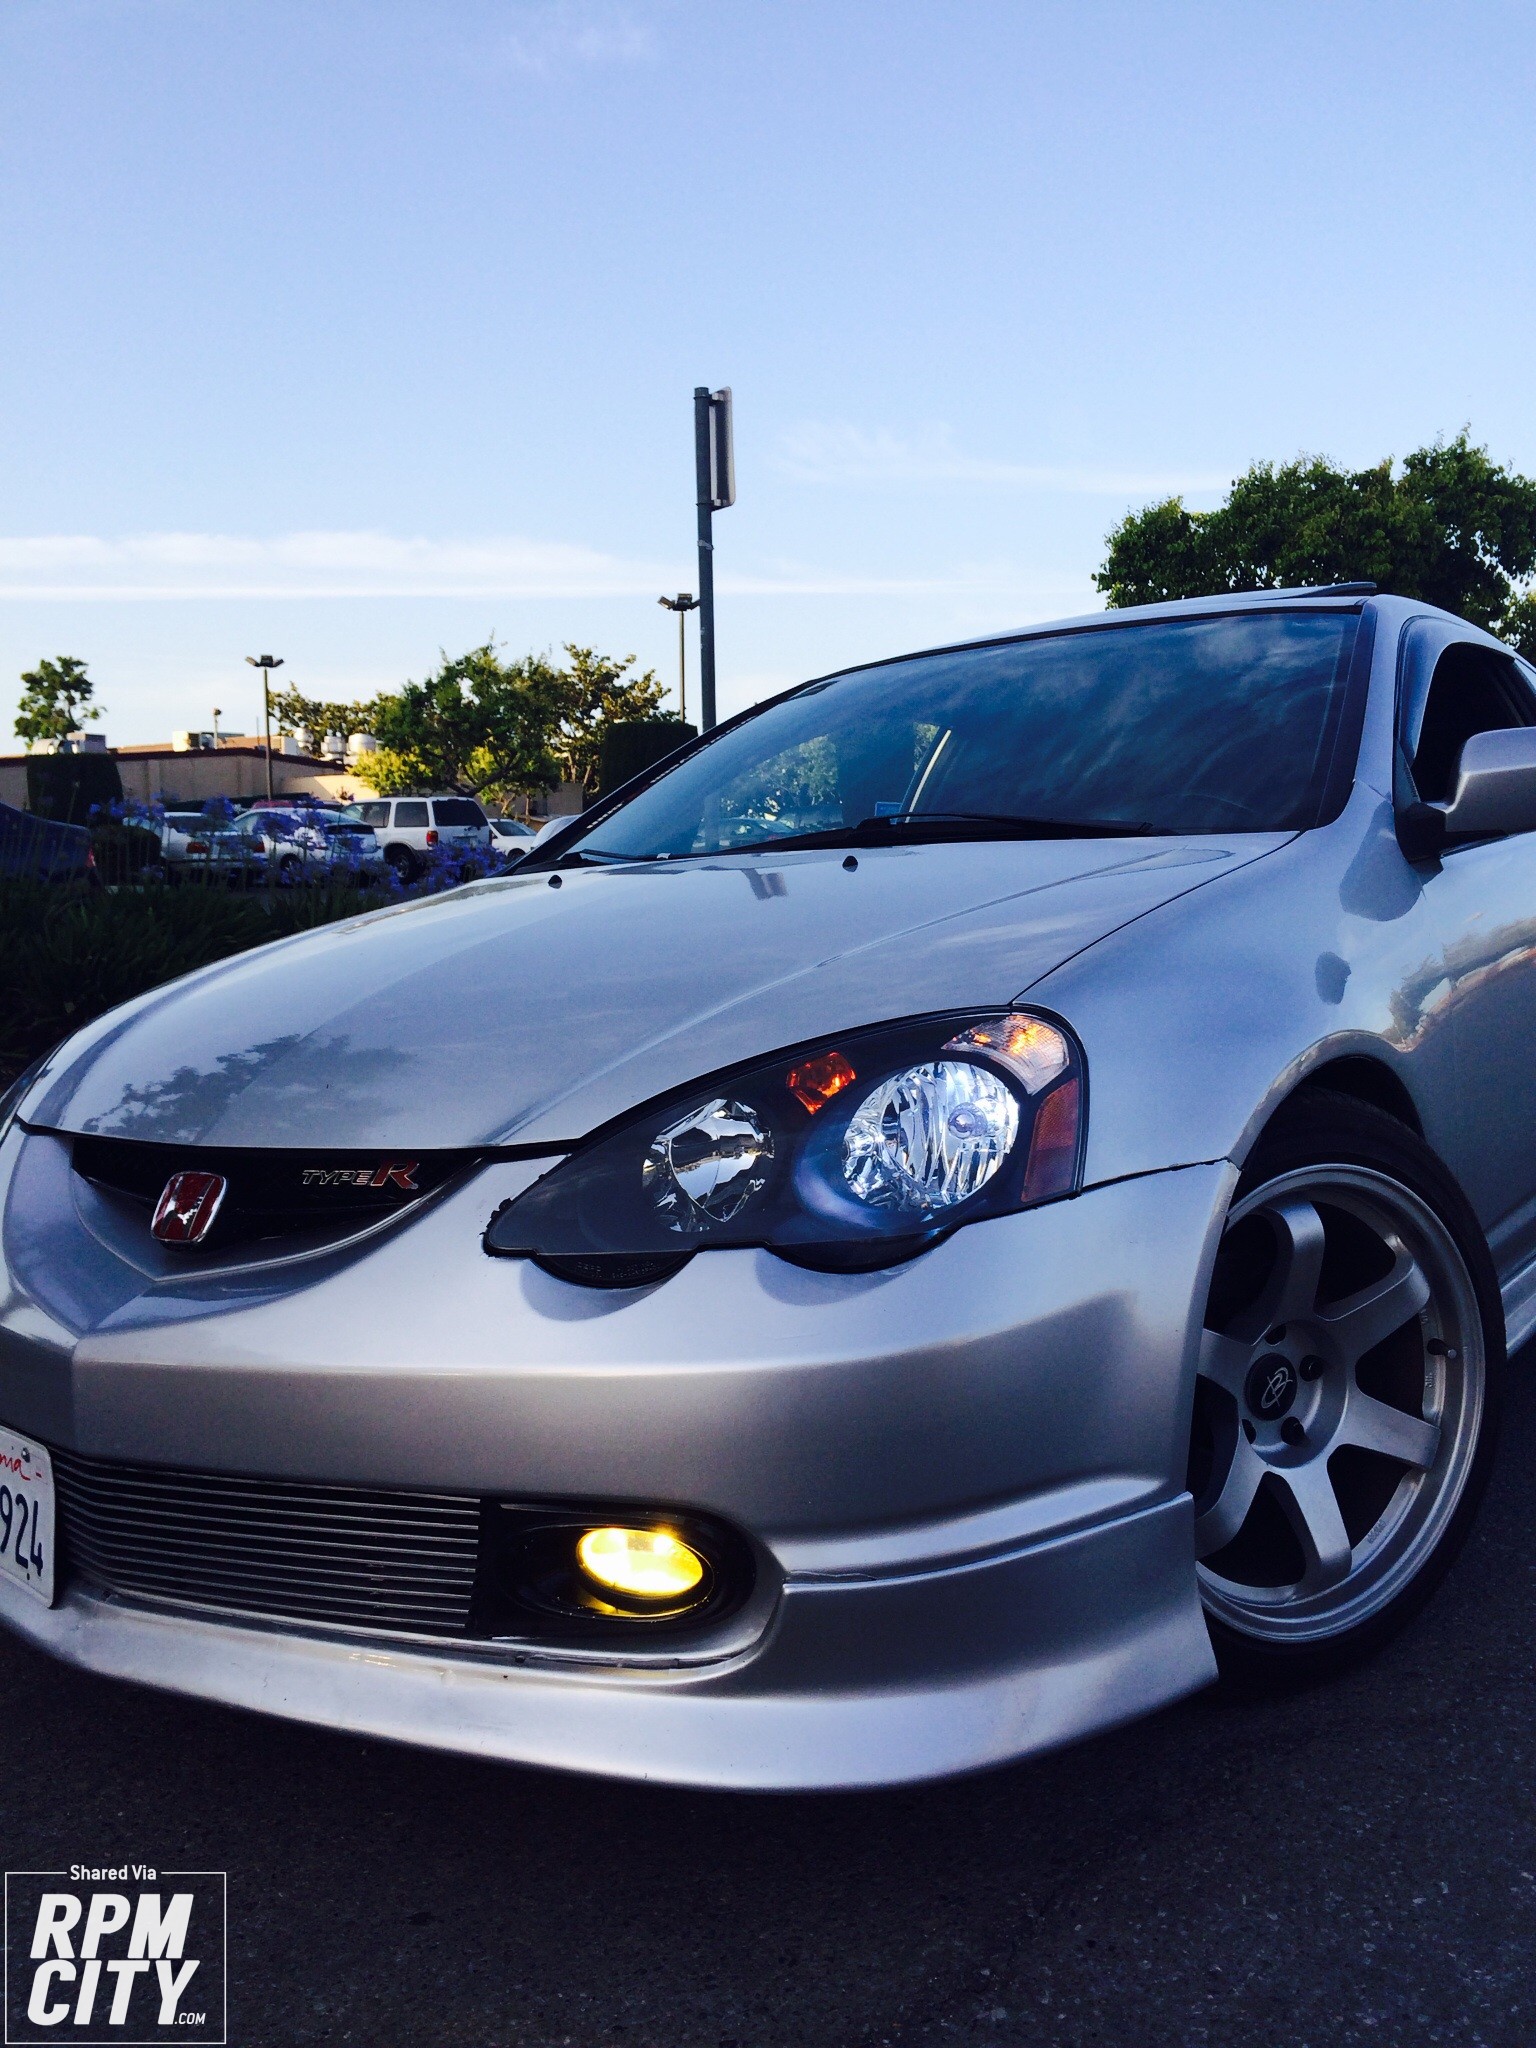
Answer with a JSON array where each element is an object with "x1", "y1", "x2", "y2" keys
[
  {"x1": 70, "y1": 1135, "x2": 477, "y2": 1249},
  {"x1": 51, "y1": 1448, "x2": 482, "y2": 1640}
]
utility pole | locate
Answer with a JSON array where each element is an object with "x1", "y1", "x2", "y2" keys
[
  {"x1": 245, "y1": 655, "x2": 284, "y2": 801},
  {"x1": 693, "y1": 386, "x2": 734, "y2": 730},
  {"x1": 657, "y1": 593, "x2": 698, "y2": 722}
]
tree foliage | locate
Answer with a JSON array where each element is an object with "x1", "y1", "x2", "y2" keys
[
  {"x1": 267, "y1": 685, "x2": 382, "y2": 753},
  {"x1": 546, "y1": 645, "x2": 672, "y2": 794},
  {"x1": 367, "y1": 644, "x2": 564, "y2": 804},
  {"x1": 361, "y1": 641, "x2": 673, "y2": 804},
  {"x1": 1095, "y1": 435, "x2": 1536, "y2": 650},
  {"x1": 14, "y1": 655, "x2": 101, "y2": 749}
]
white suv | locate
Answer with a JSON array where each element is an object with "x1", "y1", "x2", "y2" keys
[{"x1": 342, "y1": 796, "x2": 491, "y2": 879}]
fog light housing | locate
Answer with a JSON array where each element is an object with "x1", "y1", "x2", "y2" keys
[{"x1": 576, "y1": 1526, "x2": 706, "y2": 1602}]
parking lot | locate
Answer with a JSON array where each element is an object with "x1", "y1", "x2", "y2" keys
[{"x1": 0, "y1": 1366, "x2": 1529, "y2": 2047}]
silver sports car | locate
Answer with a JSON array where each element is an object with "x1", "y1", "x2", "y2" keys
[{"x1": 3, "y1": 586, "x2": 1532, "y2": 1788}]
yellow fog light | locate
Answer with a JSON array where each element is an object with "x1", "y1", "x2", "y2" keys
[{"x1": 575, "y1": 1526, "x2": 706, "y2": 1601}]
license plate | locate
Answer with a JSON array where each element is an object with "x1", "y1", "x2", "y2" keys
[{"x1": 0, "y1": 1426, "x2": 55, "y2": 1606}]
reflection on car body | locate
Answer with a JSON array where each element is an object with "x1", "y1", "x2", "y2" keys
[{"x1": 2, "y1": 587, "x2": 1533, "y2": 1789}]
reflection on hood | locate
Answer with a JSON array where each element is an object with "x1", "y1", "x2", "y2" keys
[{"x1": 28, "y1": 836, "x2": 1280, "y2": 1149}]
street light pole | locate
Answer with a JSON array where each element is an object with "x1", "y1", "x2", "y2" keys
[
  {"x1": 693, "y1": 386, "x2": 734, "y2": 730},
  {"x1": 657, "y1": 593, "x2": 698, "y2": 723},
  {"x1": 245, "y1": 655, "x2": 284, "y2": 801}
]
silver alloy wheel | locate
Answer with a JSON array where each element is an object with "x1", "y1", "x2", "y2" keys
[{"x1": 1194, "y1": 1164, "x2": 1486, "y2": 1645}]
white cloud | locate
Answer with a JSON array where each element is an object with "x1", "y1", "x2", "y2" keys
[
  {"x1": 498, "y1": 0, "x2": 657, "y2": 72},
  {"x1": 774, "y1": 422, "x2": 1229, "y2": 499},
  {"x1": 0, "y1": 529, "x2": 1083, "y2": 604}
]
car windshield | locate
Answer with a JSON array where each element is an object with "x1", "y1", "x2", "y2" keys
[{"x1": 566, "y1": 610, "x2": 1361, "y2": 861}]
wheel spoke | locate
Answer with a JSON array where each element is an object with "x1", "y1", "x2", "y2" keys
[
  {"x1": 1272, "y1": 1461, "x2": 1352, "y2": 1591},
  {"x1": 1232, "y1": 1198, "x2": 1327, "y2": 1341},
  {"x1": 1339, "y1": 1391, "x2": 1440, "y2": 1469},
  {"x1": 1194, "y1": 1434, "x2": 1265, "y2": 1556},
  {"x1": 1315, "y1": 1249, "x2": 1430, "y2": 1365},
  {"x1": 1196, "y1": 1327, "x2": 1251, "y2": 1398}
]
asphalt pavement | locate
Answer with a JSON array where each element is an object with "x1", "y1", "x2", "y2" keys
[{"x1": 3, "y1": 1362, "x2": 1534, "y2": 2048}]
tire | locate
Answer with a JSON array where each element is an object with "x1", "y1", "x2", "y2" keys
[
  {"x1": 277, "y1": 853, "x2": 304, "y2": 885},
  {"x1": 385, "y1": 845, "x2": 417, "y2": 883},
  {"x1": 1191, "y1": 1088, "x2": 1502, "y2": 1684}
]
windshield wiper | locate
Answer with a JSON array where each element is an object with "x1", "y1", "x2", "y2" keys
[
  {"x1": 559, "y1": 811, "x2": 1157, "y2": 868},
  {"x1": 682, "y1": 812, "x2": 1155, "y2": 856}
]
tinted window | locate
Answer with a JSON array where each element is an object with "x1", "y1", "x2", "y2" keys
[
  {"x1": 352, "y1": 802, "x2": 390, "y2": 827},
  {"x1": 577, "y1": 611, "x2": 1361, "y2": 858},
  {"x1": 393, "y1": 801, "x2": 429, "y2": 827},
  {"x1": 432, "y1": 799, "x2": 485, "y2": 826},
  {"x1": 1412, "y1": 646, "x2": 1535, "y2": 802}
]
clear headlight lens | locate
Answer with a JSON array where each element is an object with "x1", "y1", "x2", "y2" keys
[
  {"x1": 643, "y1": 1097, "x2": 773, "y2": 1231},
  {"x1": 486, "y1": 1008, "x2": 1085, "y2": 1283},
  {"x1": 842, "y1": 1061, "x2": 1019, "y2": 1212}
]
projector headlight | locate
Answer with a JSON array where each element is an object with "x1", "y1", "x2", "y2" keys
[{"x1": 486, "y1": 1009, "x2": 1084, "y2": 1284}]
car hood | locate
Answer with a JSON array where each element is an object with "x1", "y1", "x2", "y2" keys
[{"x1": 27, "y1": 837, "x2": 1284, "y2": 1149}]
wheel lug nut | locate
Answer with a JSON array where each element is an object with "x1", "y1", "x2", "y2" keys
[
  {"x1": 1299, "y1": 1355, "x2": 1326, "y2": 1381},
  {"x1": 1281, "y1": 1417, "x2": 1306, "y2": 1447}
]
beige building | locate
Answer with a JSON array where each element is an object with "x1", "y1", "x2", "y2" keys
[{"x1": 0, "y1": 736, "x2": 379, "y2": 812}]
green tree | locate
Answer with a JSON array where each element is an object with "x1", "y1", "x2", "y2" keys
[
  {"x1": 267, "y1": 685, "x2": 383, "y2": 753},
  {"x1": 548, "y1": 644, "x2": 673, "y2": 796},
  {"x1": 1095, "y1": 434, "x2": 1536, "y2": 648},
  {"x1": 14, "y1": 655, "x2": 101, "y2": 750},
  {"x1": 367, "y1": 644, "x2": 564, "y2": 805}
]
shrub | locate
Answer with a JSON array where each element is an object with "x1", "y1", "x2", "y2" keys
[
  {"x1": 0, "y1": 877, "x2": 393, "y2": 1085},
  {"x1": 26, "y1": 752, "x2": 124, "y2": 824}
]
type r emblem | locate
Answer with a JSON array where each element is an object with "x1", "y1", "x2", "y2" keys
[{"x1": 151, "y1": 1170, "x2": 228, "y2": 1244}]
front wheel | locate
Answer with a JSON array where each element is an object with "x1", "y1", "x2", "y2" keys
[{"x1": 1191, "y1": 1091, "x2": 1501, "y2": 1681}]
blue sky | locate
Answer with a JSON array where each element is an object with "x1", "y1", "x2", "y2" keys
[{"x1": 4, "y1": 0, "x2": 1535, "y2": 744}]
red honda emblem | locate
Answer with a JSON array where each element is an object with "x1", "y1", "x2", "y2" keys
[{"x1": 151, "y1": 1170, "x2": 228, "y2": 1245}]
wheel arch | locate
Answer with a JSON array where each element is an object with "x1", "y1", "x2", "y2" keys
[
  {"x1": 1231, "y1": 1048, "x2": 1426, "y2": 1175},
  {"x1": 1287, "y1": 1055, "x2": 1424, "y2": 1137}
]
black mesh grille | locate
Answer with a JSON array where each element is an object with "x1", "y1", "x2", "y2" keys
[{"x1": 51, "y1": 1448, "x2": 482, "y2": 1639}]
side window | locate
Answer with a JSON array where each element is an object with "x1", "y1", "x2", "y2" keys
[
  {"x1": 431, "y1": 799, "x2": 485, "y2": 826},
  {"x1": 393, "y1": 801, "x2": 429, "y2": 828},
  {"x1": 359, "y1": 802, "x2": 390, "y2": 828},
  {"x1": 1412, "y1": 646, "x2": 1535, "y2": 803}
]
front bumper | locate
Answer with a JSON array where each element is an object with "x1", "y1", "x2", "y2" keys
[{"x1": 0, "y1": 1128, "x2": 1231, "y2": 1788}]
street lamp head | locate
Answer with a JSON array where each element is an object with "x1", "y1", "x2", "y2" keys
[
  {"x1": 245, "y1": 654, "x2": 284, "y2": 670},
  {"x1": 657, "y1": 593, "x2": 697, "y2": 614}
]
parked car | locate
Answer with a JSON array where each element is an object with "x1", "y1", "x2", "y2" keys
[
  {"x1": 4, "y1": 587, "x2": 1531, "y2": 1790},
  {"x1": 233, "y1": 809, "x2": 385, "y2": 886},
  {"x1": 0, "y1": 801, "x2": 90, "y2": 882},
  {"x1": 488, "y1": 816, "x2": 539, "y2": 846},
  {"x1": 158, "y1": 810, "x2": 265, "y2": 883},
  {"x1": 341, "y1": 796, "x2": 491, "y2": 879}
]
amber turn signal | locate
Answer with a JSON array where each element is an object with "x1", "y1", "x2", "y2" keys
[{"x1": 786, "y1": 1049, "x2": 857, "y2": 1113}]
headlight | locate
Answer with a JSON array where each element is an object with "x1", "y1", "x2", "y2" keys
[{"x1": 486, "y1": 1009, "x2": 1085, "y2": 1284}]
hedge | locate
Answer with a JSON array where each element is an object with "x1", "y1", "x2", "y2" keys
[{"x1": 0, "y1": 878, "x2": 392, "y2": 1086}]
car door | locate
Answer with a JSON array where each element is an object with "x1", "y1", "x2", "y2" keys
[{"x1": 1398, "y1": 620, "x2": 1536, "y2": 1287}]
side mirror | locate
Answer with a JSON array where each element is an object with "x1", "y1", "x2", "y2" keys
[
  {"x1": 1396, "y1": 727, "x2": 1536, "y2": 859},
  {"x1": 1440, "y1": 727, "x2": 1536, "y2": 839}
]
